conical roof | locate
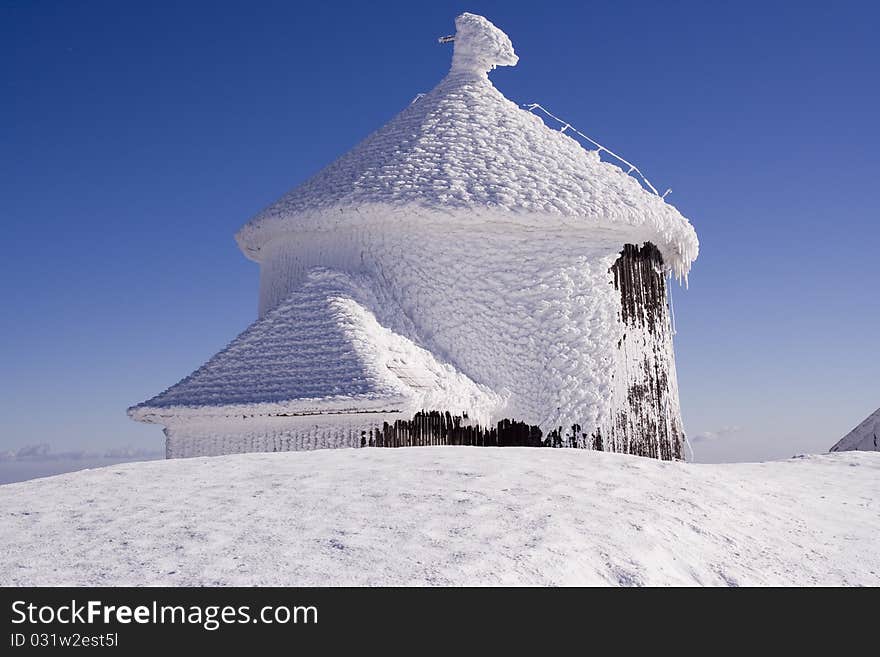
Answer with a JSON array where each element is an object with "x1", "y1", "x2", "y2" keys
[
  {"x1": 129, "y1": 269, "x2": 498, "y2": 423},
  {"x1": 236, "y1": 13, "x2": 699, "y2": 278},
  {"x1": 831, "y1": 407, "x2": 880, "y2": 452}
]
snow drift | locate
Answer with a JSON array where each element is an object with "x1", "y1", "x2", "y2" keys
[{"x1": 1, "y1": 448, "x2": 876, "y2": 586}]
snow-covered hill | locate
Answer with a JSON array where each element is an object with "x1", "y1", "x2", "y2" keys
[{"x1": 1, "y1": 448, "x2": 877, "y2": 586}]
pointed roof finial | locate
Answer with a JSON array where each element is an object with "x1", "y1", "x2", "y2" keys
[{"x1": 449, "y1": 13, "x2": 518, "y2": 75}]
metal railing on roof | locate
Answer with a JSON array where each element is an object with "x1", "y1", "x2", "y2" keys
[{"x1": 524, "y1": 103, "x2": 671, "y2": 200}]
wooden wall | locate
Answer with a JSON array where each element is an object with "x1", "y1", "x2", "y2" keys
[
  {"x1": 365, "y1": 412, "x2": 543, "y2": 448},
  {"x1": 607, "y1": 243, "x2": 684, "y2": 460}
]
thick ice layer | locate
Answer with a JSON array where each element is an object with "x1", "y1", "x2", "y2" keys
[
  {"x1": 131, "y1": 12, "x2": 695, "y2": 458},
  {"x1": 162, "y1": 414, "x2": 401, "y2": 458},
  {"x1": 130, "y1": 268, "x2": 498, "y2": 424},
  {"x1": 236, "y1": 15, "x2": 698, "y2": 278},
  {"x1": 450, "y1": 12, "x2": 518, "y2": 74},
  {"x1": 2, "y1": 449, "x2": 876, "y2": 586},
  {"x1": 251, "y1": 223, "x2": 625, "y2": 434}
]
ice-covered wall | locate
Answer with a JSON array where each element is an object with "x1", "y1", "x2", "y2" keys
[
  {"x1": 164, "y1": 412, "x2": 401, "y2": 458},
  {"x1": 163, "y1": 229, "x2": 684, "y2": 460},
  {"x1": 257, "y1": 230, "x2": 363, "y2": 317},
  {"x1": 257, "y1": 220, "x2": 626, "y2": 436}
]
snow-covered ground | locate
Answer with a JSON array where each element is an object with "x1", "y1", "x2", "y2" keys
[{"x1": 1, "y1": 448, "x2": 877, "y2": 586}]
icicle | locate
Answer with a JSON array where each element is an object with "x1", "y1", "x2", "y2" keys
[{"x1": 683, "y1": 432, "x2": 695, "y2": 462}]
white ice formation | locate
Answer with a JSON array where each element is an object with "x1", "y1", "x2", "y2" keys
[{"x1": 130, "y1": 13, "x2": 699, "y2": 460}]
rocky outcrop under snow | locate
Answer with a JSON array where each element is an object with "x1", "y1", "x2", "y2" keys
[{"x1": 831, "y1": 406, "x2": 880, "y2": 452}]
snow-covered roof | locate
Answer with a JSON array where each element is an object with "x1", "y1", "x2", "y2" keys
[
  {"x1": 236, "y1": 13, "x2": 699, "y2": 278},
  {"x1": 831, "y1": 407, "x2": 880, "y2": 452},
  {"x1": 129, "y1": 268, "x2": 499, "y2": 423}
]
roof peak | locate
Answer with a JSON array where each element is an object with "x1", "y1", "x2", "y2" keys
[
  {"x1": 449, "y1": 13, "x2": 518, "y2": 76},
  {"x1": 235, "y1": 12, "x2": 698, "y2": 279}
]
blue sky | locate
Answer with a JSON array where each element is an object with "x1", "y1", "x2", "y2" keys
[{"x1": 1, "y1": 0, "x2": 877, "y2": 478}]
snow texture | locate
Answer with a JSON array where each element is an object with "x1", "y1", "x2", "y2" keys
[
  {"x1": 130, "y1": 268, "x2": 498, "y2": 425},
  {"x1": 831, "y1": 406, "x2": 880, "y2": 452},
  {"x1": 450, "y1": 13, "x2": 518, "y2": 74},
  {"x1": 236, "y1": 14, "x2": 698, "y2": 280},
  {"x1": 160, "y1": 414, "x2": 400, "y2": 459},
  {"x1": 136, "y1": 226, "x2": 628, "y2": 443},
  {"x1": 1, "y1": 448, "x2": 876, "y2": 586},
  {"x1": 131, "y1": 12, "x2": 695, "y2": 452}
]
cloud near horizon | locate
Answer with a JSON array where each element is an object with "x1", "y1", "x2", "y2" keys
[
  {"x1": 690, "y1": 426, "x2": 743, "y2": 443},
  {"x1": 0, "y1": 443, "x2": 163, "y2": 462}
]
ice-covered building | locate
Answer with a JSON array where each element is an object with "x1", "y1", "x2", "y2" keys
[
  {"x1": 831, "y1": 407, "x2": 880, "y2": 452},
  {"x1": 129, "y1": 13, "x2": 699, "y2": 460}
]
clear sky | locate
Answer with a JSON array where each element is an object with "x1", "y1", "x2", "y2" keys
[{"x1": 1, "y1": 0, "x2": 877, "y2": 480}]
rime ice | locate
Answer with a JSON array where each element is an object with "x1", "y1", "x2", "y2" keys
[
  {"x1": 129, "y1": 13, "x2": 700, "y2": 460},
  {"x1": 449, "y1": 12, "x2": 519, "y2": 74}
]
